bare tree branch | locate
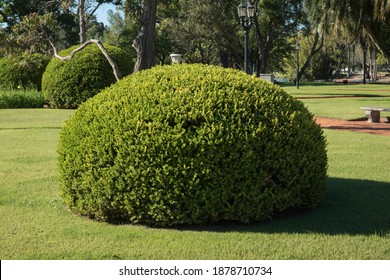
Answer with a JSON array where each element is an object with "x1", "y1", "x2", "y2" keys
[
  {"x1": 49, "y1": 39, "x2": 122, "y2": 81},
  {"x1": 89, "y1": 3, "x2": 102, "y2": 18}
]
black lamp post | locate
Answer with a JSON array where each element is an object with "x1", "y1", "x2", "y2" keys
[
  {"x1": 237, "y1": 1, "x2": 255, "y2": 73},
  {"x1": 296, "y1": 40, "x2": 300, "y2": 89}
]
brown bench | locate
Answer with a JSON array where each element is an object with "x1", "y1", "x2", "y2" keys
[{"x1": 360, "y1": 107, "x2": 390, "y2": 123}]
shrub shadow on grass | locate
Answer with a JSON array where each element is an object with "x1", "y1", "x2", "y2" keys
[{"x1": 176, "y1": 177, "x2": 390, "y2": 235}]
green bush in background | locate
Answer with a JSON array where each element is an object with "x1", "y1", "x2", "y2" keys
[
  {"x1": 42, "y1": 44, "x2": 133, "y2": 109},
  {"x1": 0, "y1": 88, "x2": 45, "y2": 109},
  {"x1": 0, "y1": 53, "x2": 50, "y2": 91},
  {"x1": 58, "y1": 64, "x2": 328, "y2": 227}
]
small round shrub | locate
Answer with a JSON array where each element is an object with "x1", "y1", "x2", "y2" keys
[
  {"x1": 58, "y1": 64, "x2": 327, "y2": 227},
  {"x1": 42, "y1": 44, "x2": 133, "y2": 109},
  {"x1": 0, "y1": 53, "x2": 50, "y2": 90}
]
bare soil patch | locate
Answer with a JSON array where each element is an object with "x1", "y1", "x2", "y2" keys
[{"x1": 314, "y1": 117, "x2": 390, "y2": 136}]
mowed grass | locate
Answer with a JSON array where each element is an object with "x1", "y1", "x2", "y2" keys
[
  {"x1": 1, "y1": 108, "x2": 389, "y2": 260},
  {"x1": 283, "y1": 83, "x2": 390, "y2": 98},
  {"x1": 283, "y1": 83, "x2": 390, "y2": 120}
]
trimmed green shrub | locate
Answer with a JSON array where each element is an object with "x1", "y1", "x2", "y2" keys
[
  {"x1": 0, "y1": 53, "x2": 50, "y2": 90},
  {"x1": 42, "y1": 44, "x2": 133, "y2": 109},
  {"x1": 58, "y1": 64, "x2": 328, "y2": 227},
  {"x1": 0, "y1": 88, "x2": 45, "y2": 109}
]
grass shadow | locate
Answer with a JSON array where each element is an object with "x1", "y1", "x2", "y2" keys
[
  {"x1": 297, "y1": 94, "x2": 386, "y2": 99},
  {"x1": 279, "y1": 82, "x2": 334, "y2": 87},
  {"x1": 0, "y1": 127, "x2": 62, "y2": 130},
  {"x1": 175, "y1": 177, "x2": 390, "y2": 235}
]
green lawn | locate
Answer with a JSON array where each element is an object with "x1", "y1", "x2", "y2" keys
[
  {"x1": 283, "y1": 83, "x2": 390, "y2": 98},
  {"x1": 1, "y1": 107, "x2": 389, "y2": 260},
  {"x1": 283, "y1": 84, "x2": 390, "y2": 120}
]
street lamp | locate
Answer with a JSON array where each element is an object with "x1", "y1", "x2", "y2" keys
[
  {"x1": 237, "y1": 1, "x2": 255, "y2": 73},
  {"x1": 295, "y1": 40, "x2": 300, "y2": 89}
]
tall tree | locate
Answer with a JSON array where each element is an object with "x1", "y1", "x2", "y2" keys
[
  {"x1": 249, "y1": 0, "x2": 303, "y2": 74},
  {"x1": 294, "y1": 4, "x2": 326, "y2": 82},
  {"x1": 0, "y1": 1, "x2": 78, "y2": 54},
  {"x1": 304, "y1": 0, "x2": 390, "y2": 63},
  {"x1": 297, "y1": 31, "x2": 324, "y2": 81},
  {"x1": 60, "y1": 0, "x2": 122, "y2": 44},
  {"x1": 162, "y1": 0, "x2": 301, "y2": 73},
  {"x1": 164, "y1": 0, "x2": 239, "y2": 66},
  {"x1": 0, "y1": 0, "x2": 53, "y2": 26},
  {"x1": 78, "y1": 0, "x2": 87, "y2": 43},
  {"x1": 132, "y1": 0, "x2": 156, "y2": 72}
]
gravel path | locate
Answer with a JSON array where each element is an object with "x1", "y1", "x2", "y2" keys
[{"x1": 314, "y1": 117, "x2": 390, "y2": 136}]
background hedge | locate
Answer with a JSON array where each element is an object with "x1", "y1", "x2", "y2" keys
[
  {"x1": 42, "y1": 44, "x2": 133, "y2": 109},
  {"x1": 0, "y1": 88, "x2": 45, "y2": 109},
  {"x1": 58, "y1": 64, "x2": 328, "y2": 227},
  {"x1": 0, "y1": 53, "x2": 50, "y2": 90}
]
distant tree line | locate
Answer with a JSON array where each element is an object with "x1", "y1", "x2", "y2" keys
[{"x1": 1, "y1": 0, "x2": 389, "y2": 80}]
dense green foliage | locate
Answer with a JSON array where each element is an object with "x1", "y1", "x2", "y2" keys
[
  {"x1": 42, "y1": 44, "x2": 133, "y2": 109},
  {"x1": 58, "y1": 64, "x2": 328, "y2": 227},
  {"x1": 0, "y1": 53, "x2": 50, "y2": 90},
  {"x1": 0, "y1": 88, "x2": 45, "y2": 109}
]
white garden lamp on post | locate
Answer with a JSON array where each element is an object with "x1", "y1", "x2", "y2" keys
[
  {"x1": 237, "y1": 1, "x2": 255, "y2": 73},
  {"x1": 170, "y1": 53, "x2": 182, "y2": 64}
]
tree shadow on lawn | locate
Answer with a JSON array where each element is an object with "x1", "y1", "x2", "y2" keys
[{"x1": 178, "y1": 177, "x2": 390, "y2": 236}]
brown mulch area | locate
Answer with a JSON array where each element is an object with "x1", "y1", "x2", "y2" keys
[{"x1": 314, "y1": 117, "x2": 390, "y2": 136}]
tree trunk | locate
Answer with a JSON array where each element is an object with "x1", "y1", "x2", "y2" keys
[
  {"x1": 368, "y1": 48, "x2": 378, "y2": 81},
  {"x1": 361, "y1": 38, "x2": 367, "y2": 84},
  {"x1": 219, "y1": 50, "x2": 229, "y2": 68},
  {"x1": 298, "y1": 32, "x2": 324, "y2": 81},
  {"x1": 78, "y1": 0, "x2": 87, "y2": 44},
  {"x1": 253, "y1": 25, "x2": 270, "y2": 75},
  {"x1": 132, "y1": 0, "x2": 157, "y2": 72},
  {"x1": 372, "y1": 49, "x2": 378, "y2": 81},
  {"x1": 363, "y1": 22, "x2": 390, "y2": 64},
  {"x1": 352, "y1": 44, "x2": 356, "y2": 74},
  {"x1": 347, "y1": 44, "x2": 351, "y2": 77}
]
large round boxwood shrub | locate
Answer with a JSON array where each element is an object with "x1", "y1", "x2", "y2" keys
[
  {"x1": 58, "y1": 64, "x2": 327, "y2": 227},
  {"x1": 0, "y1": 53, "x2": 50, "y2": 90},
  {"x1": 42, "y1": 44, "x2": 133, "y2": 108}
]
